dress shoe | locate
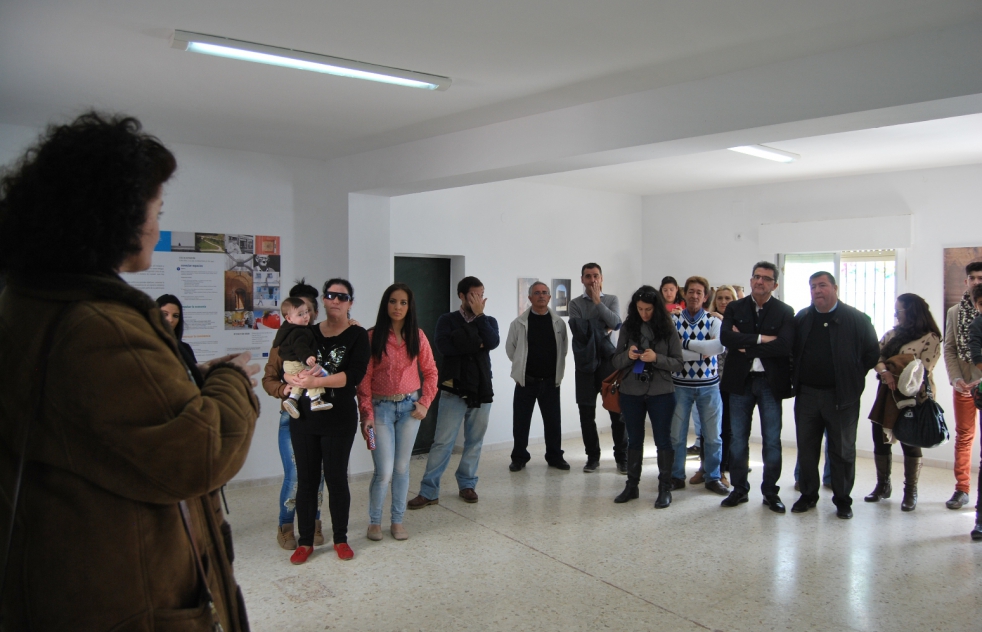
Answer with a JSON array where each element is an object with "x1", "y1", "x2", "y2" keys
[
  {"x1": 290, "y1": 545, "x2": 313, "y2": 565},
  {"x1": 313, "y1": 519, "x2": 325, "y2": 546},
  {"x1": 705, "y1": 479, "x2": 729, "y2": 496},
  {"x1": 972, "y1": 514, "x2": 982, "y2": 541},
  {"x1": 334, "y1": 543, "x2": 354, "y2": 560},
  {"x1": 459, "y1": 488, "x2": 479, "y2": 503},
  {"x1": 946, "y1": 490, "x2": 970, "y2": 510},
  {"x1": 791, "y1": 497, "x2": 818, "y2": 513},
  {"x1": 583, "y1": 459, "x2": 600, "y2": 473},
  {"x1": 616, "y1": 461, "x2": 628, "y2": 475},
  {"x1": 390, "y1": 523, "x2": 408, "y2": 541},
  {"x1": 509, "y1": 460, "x2": 525, "y2": 472},
  {"x1": 762, "y1": 494, "x2": 786, "y2": 514},
  {"x1": 548, "y1": 459, "x2": 571, "y2": 470},
  {"x1": 720, "y1": 491, "x2": 748, "y2": 507},
  {"x1": 686, "y1": 443, "x2": 701, "y2": 456},
  {"x1": 794, "y1": 481, "x2": 800, "y2": 491},
  {"x1": 671, "y1": 477, "x2": 686, "y2": 490},
  {"x1": 407, "y1": 494, "x2": 438, "y2": 510},
  {"x1": 836, "y1": 506, "x2": 853, "y2": 519},
  {"x1": 689, "y1": 469, "x2": 705, "y2": 485},
  {"x1": 366, "y1": 524, "x2": 383, "y2": 541}
]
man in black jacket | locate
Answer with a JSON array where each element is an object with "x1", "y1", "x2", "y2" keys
[
  {"x1": 791, "y1": 271, "x2": 879, "y2": 519},
  {"x1": 719, "y1": 262, "x2": 795, "y2": 513},
  {"x1": 408, "y1": 276, "x2": 499, "y2": 508}
]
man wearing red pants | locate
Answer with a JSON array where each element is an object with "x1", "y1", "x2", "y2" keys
[{"x1": 942, "y1": 262, "x2": 982, "y2": 510}]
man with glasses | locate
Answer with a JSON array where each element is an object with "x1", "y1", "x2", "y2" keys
[
  {"x1": 505, "y1": 281, "x2": 570, "y2": 471},
  {"x1": 719, "y1": 262, "x2": 795, "y2": 513},
  {"x1": 569, "y1": 263, "x2": 625, "y2": 473},
  {"x1": 409, "y1": 276, "x2": 499, "y2": 507}
]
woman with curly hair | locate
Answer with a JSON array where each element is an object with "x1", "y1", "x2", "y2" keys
[
  {"x1": 0, "y1": 112, "x2": 259, "y2": 630},
  {"x1": 611, "y1": 285, "x2": 683, "y2": 508},
  {"x1": 866, "y1": 292, "x2": 942, "y2": 511}
]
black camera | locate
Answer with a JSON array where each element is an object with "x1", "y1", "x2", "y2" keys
[{"x1": 635, "y1": 364, "x2": 655, "y2": 382}]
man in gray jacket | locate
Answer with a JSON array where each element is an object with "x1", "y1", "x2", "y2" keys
[
  {"x1": 506, "y1": 281, "x2": 570, "y2": 470},
  {"x1": 569, "y1": 263, "x2": 625, "y2": 473}
]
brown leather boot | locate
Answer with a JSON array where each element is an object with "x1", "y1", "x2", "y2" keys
[
  {"x1": 864, "y1": 454, "x2": 893, "y2": 502},
  {"x1": 314, "y1": 519, "x2": 326, "y2": 546},
  {"x1": 901, "y1": 456, "x2": 922, "y2": 512},
  {"x1": 277, "y1": 523, "x2": 298, "y2": 550}
]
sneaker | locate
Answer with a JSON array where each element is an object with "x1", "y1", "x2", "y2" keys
[
  {"x1": 583, "y1": 460, "x2": 600, "y2": 473},
  {"x1": 616, "y1": 461, "x2": 628, "y2": 475},
  {"x1": 334, "y1": 543, "x2": 354, "y2": 560},
  {"x1": 548, "y1": 459, "x2": 571, "y2": 471},
  {"x1": 290, "y1": 545, "x2": 313, "y2": 565},
  {"x1": 310, "y1": 398, "x2": 333, "y2": 412},
  {"x1": 283, "y1": 398, "x2": 301, "y2": 419},
  {"x1": 689, "y1": 469, "x2": 705, "y2": 485},
  {"x1": 277, "y1": 524, "x2": 298, "y2": 551},
  {"x1": 366, "y1": 524, "x2": 383, "y2": 541},
  {"x1": 946, "y1": 490, "x2": 970, "y2": 510},
  {"x1": 509, "y1": 460, "x2": 525, "y2": 472},
  {"x1": 686, "y1": 443, "x2": 701, "y2": 456}
]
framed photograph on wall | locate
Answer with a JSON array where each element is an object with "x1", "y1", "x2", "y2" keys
[
  {"x1": 517, "y1": 277, "x2": 537, "y2": 316},
  {"x1": 943, "y1": 246, "x2": 982, "y2": 327},
  {"x1": 551, "y1": 278, "x2": 571, "y2": 316}
]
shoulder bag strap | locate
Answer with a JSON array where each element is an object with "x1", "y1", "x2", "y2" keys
[{"x1": 178, "y1": 500, "x2": 225, "y2": 632}]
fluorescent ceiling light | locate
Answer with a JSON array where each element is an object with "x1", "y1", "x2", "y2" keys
[
  {"x1": 171, "y1": 30, "x2": 451, "y2": 91},
  {"x1": 728, "y1": 144, "x2": 799, "y2": 163}
]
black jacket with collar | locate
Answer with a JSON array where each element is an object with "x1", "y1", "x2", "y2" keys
[
  {"x1": 792, "y1": 301, "x2": 880, "y2": 409},
  {"x1": 719, "y1": 294, "x2": 795, "y2": 399}
]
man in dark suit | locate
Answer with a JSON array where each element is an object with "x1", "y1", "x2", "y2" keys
[{"x1": 719, "y1": 261, "x2": 795, "y2": 513}]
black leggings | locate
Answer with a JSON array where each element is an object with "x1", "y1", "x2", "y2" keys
[
  {"x1": 871, "y1": 423, "x2": 922, "y2": 458},
  {"x1": 292, "y1": 428, "x2": 356, "y2": 546}
]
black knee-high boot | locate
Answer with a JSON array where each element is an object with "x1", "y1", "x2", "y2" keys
[
  {"x1": 614, "y1": 449, "x2": 643, "y2": 503},
  {"x1": 655, "y1": 448, "x2": 675, "y2": 509}
]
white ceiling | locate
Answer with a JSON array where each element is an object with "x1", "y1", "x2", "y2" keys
[
  {"x1": 523, "y1": 113, "x2": 982, "y2": 195},
  {"x1": 2, "y1": 0, "x2": 982, "y2": 165}
]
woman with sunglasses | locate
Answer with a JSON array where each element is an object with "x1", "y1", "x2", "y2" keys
[
  {"x1": 612, "y1": 285, "x2": 683, "y2": 507},
  {"x1": 357, "y1": 283, "x2": 438, "y2": 541},
  {"x1": 285, "y1": 279, "x2": 370, "y2": 563}
]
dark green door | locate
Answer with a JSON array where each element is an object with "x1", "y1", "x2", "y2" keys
[{"x1": 394, "y1": 256, "x2": 451, "y2": 454}]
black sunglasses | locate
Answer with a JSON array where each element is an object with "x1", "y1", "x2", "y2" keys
[{"x1": 324, "y1": 292, "x2": 352, "y2": 302}]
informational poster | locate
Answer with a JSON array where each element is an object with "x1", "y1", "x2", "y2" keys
[
  {"x1": 121, "y1": 230, "x2": 283, "y2": 363},
  {"x1": 517, "y1": 277, "x2": 537, "y2": 316},
  {"x1": 551, "y1": 278, "x2": 571, "y2": 317}
]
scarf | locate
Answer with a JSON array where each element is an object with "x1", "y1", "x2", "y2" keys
[{"x1": 957, "y1": 291, "x2": 979, "y2": 363}]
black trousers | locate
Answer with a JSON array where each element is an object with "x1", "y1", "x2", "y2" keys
[
  {"x1": 795, "y1": 385, "x2": 859, "y2": 508},
  {"x1": 292, "y1": 427, "x2": 356, "y2": 546},
  {"x1": 511, "y1": 378, "x2": 564, "y2": 464},
  {"x1": 871, "y1": 422, "x2": 923, "y2": 457},
  {"x1": 575, "y1": 369, "x2": 626, "y2": 462}
]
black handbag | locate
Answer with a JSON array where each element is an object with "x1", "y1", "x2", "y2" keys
[{"x1": 892, "y1": 378, "x2": 949, "y2": 449}]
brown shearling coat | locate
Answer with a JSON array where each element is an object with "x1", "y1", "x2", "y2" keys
[{"x1": 0, "y1": 273, "x2": 259, "y2": 631}]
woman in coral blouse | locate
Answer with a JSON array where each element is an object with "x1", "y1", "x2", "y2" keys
[{"x1": 357, "y1": 283, "x2": 438, "y2": 541}]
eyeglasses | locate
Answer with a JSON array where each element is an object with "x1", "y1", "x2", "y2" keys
[
  {"x1": 324, "y1": 292, "x2": 352, "y2": 302},
  {"x1": 752, "y1": 274, "x2": 775, "y2": 283},
  {"x1": 531, "y1": 291, "x2": 551, "y2": 296}
]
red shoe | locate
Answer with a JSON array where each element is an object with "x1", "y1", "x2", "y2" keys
[
  {"x1": 334, "y1": 543, "x2": 354, "y2": 561},
  {"x1": 290, "y1": 545, "x2": 313, "y2": 565}
]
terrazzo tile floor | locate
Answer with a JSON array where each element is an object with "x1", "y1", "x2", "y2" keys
[{"x1": 227, "y1": 435, "x2": 982, "y2": 631}]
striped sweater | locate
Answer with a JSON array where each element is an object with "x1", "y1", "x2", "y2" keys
[{"x1": 672, "y1": 309, "x2": 725, "y2": 387}]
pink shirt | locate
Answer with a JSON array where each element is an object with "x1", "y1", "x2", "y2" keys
[{"x1": 357, "y1": 328, "x2": 439, "y2": 421}]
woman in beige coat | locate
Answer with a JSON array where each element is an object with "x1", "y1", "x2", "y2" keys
[{"x1": 0, "y1": 112, "x2": 260, "y2": 630}]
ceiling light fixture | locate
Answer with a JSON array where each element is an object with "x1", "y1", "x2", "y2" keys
[
  {"x1": 171, "y1": 30, "x2": 451, "y2": 91},
  {"x1": 728, "y1": 144, "x2": 799, "y2": 163}
]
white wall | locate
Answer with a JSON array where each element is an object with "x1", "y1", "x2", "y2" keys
[
  {"x1": 383, "y1": 180, "x2": 643, "y2": 461},
  {"x1": 642, "y1": 163, "x2": 982, "y2": 468}
]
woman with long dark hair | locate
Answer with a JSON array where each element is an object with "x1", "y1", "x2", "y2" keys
[
  {"x1": 660, "y1": 276, "x2": 685, "y2": 316},
  {"x1": 0, "y1": 112, "x2": 259, "y2": 630},
  {"x1": 284, "y1": 278, "x2": 370, "y2": 563},
  {"x1": 356, "y1": 283, "x2": 438, "y2": 541},
  {"x1": 867, "y1": 292, "x2": 942, "y2": 511},
  {"x1": 611, "y1": 285, "x2": 683, "y2": 508},
  {"x1": 156, "y1": 293, "x2": 204, "y2": 386}
]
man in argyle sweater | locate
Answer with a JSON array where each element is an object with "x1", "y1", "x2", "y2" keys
[{"x1": 669, "y1": 276, "x2": 730, "y2": 496}]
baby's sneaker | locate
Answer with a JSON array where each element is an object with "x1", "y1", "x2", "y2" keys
[
  {"x1": 310, "y1": 399, "x2": 334, "y2": 412},
  {"x1": 283, "y1": 398, "x2": 301, "y2": 419}
]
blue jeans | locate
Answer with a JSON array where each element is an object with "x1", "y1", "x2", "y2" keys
[
  {"x1": 793, "y1": 432, "x2": 832, "y2": 487},
  {"x1": 692, "y1": 406, "x2": 702, "y2": 446},
  {"x1": 369, "y1": 393, "x2": 422, "y2": 525},
  {"x1": 620, "y1": 392, "x2": 677, "y2": 453},
  {"x1": 418, "y1": 392, "x2": 491, "y2": 499},
  {"x1": 277, "y1": 410, "x2": 322, "y2": 525},
  {"x1": 728, "y1": 374, "x2": 784, "y2": 496},
  {"x1": 671, "y1": 385, "x2": 723, "y2": 481}
]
